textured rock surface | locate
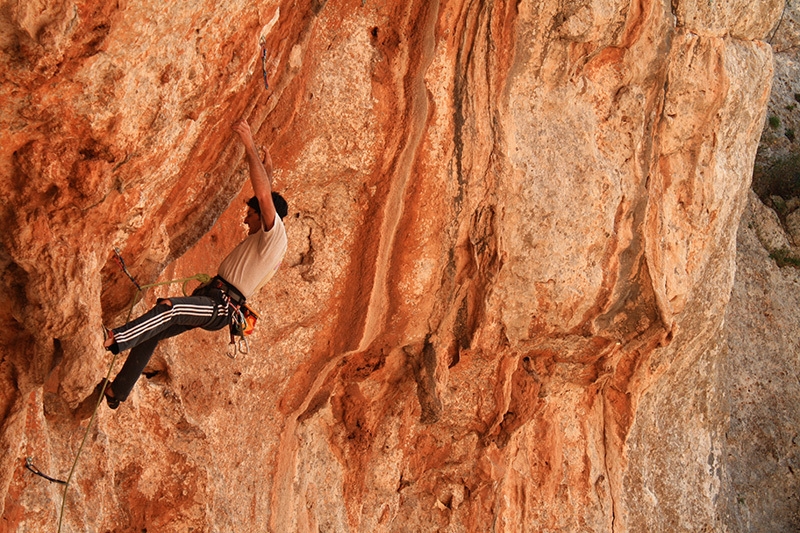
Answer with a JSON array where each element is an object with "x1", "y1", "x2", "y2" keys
[
  {"x1": 717, "y1": 192, "x2": 800, "y2": 531},
  {"x1": 0, "y1": 0, "x2": 789, "y2": 532},
  {"x1": 753, "y1": 0, "x2": 800, "y2": 200}
]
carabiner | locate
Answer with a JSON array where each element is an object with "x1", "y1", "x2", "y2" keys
[
  {"x1": 238, "y1": 336, "x2": 250, "y2": 355},
  {"x1": 226, "y1": 342, "x2": 237, "y2": 359}
]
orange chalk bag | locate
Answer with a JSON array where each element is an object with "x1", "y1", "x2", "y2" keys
[{"x1": 242, "y1": 304, "x2": 259, "y2": 336}]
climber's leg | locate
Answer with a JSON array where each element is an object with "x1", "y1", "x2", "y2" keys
[
  {"x1": 105, "y1": 296, "x2": 230, "y2": 403},
  {"x1": 108, "y1": 323, "x2": 188, "y2": 402},
  {"x1": 109, "y1": 296, "x2": 227, "y2": 353}
]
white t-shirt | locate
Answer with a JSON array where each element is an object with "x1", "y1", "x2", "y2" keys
[{"x1": 217, "y1": 216, "x2": 287, "y2": 299}]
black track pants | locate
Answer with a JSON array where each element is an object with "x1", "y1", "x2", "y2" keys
[{"x1": 109, "y1": 295, "x2": 230, "y2": 402}]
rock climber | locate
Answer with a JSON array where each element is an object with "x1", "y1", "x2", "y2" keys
[{"x1": 90, "y1": 119, "x2": 288, "y2": 411}]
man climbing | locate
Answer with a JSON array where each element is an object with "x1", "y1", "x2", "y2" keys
[{"x1": 93, "y1": 119, "x2": 288, "y2": 410}]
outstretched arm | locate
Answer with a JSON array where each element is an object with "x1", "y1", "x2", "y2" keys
[{"x1": 233, "y1": 119, "x2": 277, "y2": 231}]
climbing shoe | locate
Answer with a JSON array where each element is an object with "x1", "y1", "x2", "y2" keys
[{"x1": 104, "y1": 386, "x2": 120, "y2": 410}]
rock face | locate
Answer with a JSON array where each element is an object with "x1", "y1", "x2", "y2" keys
[
  {"x1": 718, "y1": 192, "x2": 800, "y2": 532},
  {"x1": 753, "y1": 0, "x2": 800, "y2": 200},
  {"x1": 726, "y1": 7, "x2": 800, "y2": 530},
  {"x1": 0, "y1": 0, "x2": 788, "y2": 532}
]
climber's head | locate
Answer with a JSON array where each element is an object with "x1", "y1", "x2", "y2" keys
[
  {"x1": 245, "y1": 194, "x2": 288, "y2": 233},
  {"x1": 246, "y1": 194, "x2": 288, "y2": 219}
]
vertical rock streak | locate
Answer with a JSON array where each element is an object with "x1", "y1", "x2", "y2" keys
[{"x1": 358, "y1": 1, "x2": 441, "y2": 352}]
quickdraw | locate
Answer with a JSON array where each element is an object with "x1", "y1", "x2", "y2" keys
[
  {"x1": 113, "y1": 247, "x2": 142, "y2": 291},
  {"x1": 227, "y1": 305, "x2": 250, "y2": 359},
  {"x1": 228, "y1": 334, "x2": 250, "y2": 359},
  {"x1": 260, "y1": 37, "x2": 269, "y2": 90},
  {"x1": 25, "y1": 457, "x2": 67, "y2": 485}
]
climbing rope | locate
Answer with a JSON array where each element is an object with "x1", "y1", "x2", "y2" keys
[
  {"x1": 46, "y1": 250, "x2": 211, "y2": 533},
  {"x1": 767, "y1": 1, "x2": 788, "y2": 45}
]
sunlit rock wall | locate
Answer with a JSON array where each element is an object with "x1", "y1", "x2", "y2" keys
[{"x1": 0, "y1": 0, "x2": 784, "y2": 531}]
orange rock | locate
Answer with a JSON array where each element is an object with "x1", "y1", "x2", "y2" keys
[{"x1": 0, "y1": 0, "x2": 792, "y2": 531}]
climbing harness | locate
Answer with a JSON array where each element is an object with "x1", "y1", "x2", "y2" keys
[
  {"x1": 260, "y1": 37, "x2": 270, "y2": 90},
  {"x1": 51, "y1": 249, "x2": 212, "y2": 533},
  {"x1": 231, "y1": 303, "x2": 258, "y2": 356},
  {"x1": 227, "y1": 299, "x2": 259, "y2": 358},
  {"x1": 200, "y1": 275, "x2": 259, "y2": 359},
  {"x1": 25, "y1": 457, "x2": 66, "y2": 485}
]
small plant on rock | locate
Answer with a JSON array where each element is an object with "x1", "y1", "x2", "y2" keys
[{"x1": 769, "y1": 248, "x2": 800, "y2": 269}]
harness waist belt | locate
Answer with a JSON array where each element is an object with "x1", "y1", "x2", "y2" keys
[{"x1": 212, "y1": 276, "x2": 246, "y2": 305}]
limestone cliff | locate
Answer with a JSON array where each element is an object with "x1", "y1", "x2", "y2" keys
[
  {"x1": 721, "y1": 6, "x2": 800, "y2": 530},
  {"x1": 718, "y1": 192, "x2": 800, "y2": 531},
  {"x1": 0, "y1": 0, "x2": 788, "y2": 531}
]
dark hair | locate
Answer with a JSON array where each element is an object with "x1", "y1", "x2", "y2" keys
[{"x1": 248, "y1": 193, "x2": 288, "y2": 219}]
